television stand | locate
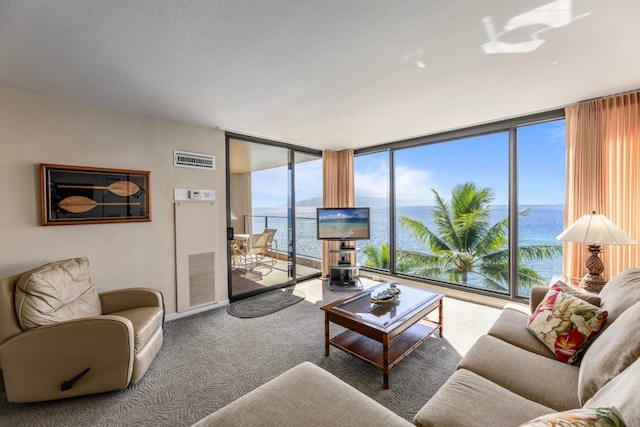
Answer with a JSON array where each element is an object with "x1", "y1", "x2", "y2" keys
[{"x1": 328, "y1": 242, "x2": 363, "y2": 291}]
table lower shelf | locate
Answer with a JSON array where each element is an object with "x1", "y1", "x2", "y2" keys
[{"x1": 328, "y1": 319, "x2": 440, "y2": 371}]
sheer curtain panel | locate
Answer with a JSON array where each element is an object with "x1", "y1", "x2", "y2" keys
[
  {"x1": 564, "y1": 90, "x2": 640, "y2": 279},
  {"x1": 321, "y1": 150, "x2": 355, "y2": 277}
]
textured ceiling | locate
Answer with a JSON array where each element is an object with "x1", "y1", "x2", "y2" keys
[{"x1": 1, "y1": 0, "x2": 639, "y2": 151}]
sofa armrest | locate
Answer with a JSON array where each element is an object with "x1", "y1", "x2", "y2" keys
[
  {"x1": 0, "y1": 316, "x2": 134, "y2": 402},
  {"x1": 529, "y1": 285, "x2": 549, "y2": 312},
  {"x1": 100, "y1": 287, "x2": 163, "y2": 314}
]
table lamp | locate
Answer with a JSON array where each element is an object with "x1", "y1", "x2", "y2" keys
[{"x1": 556, "y1": 211, "x2": 637, "y2": 292}]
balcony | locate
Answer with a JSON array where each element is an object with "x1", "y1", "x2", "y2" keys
[{"x1": 231, "y1": 214, "x2": 322, "y2": 295}]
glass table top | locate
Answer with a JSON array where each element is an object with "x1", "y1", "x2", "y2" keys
[{"x1": 333, "y1": 282, "x2": 443, "y2": 327}]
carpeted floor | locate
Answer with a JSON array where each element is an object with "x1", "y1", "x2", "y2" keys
[{"x1": 0, "y1": 278, "x2": 501, "y2": 427}]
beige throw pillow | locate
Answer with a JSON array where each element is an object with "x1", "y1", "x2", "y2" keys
[
  {"x1": 599, "y1": 268, "x2": 640, "y2": 322},
  {"x1": 14, "y1": 257, "x2": 102, "y2": 330},
  {"x1": 585, "y1": 357, "x2": 640, "y2": 424},
  {"x1": 578, "y1": 301, "x2": 640, "y2": 405}
]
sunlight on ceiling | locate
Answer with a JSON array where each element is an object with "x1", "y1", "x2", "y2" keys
[{"x1": 482, "y1": 0, "x2": 590, "y2": 54}]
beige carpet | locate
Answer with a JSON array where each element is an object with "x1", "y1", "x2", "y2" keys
[{"x1": 0, "y1": 277, "x2": 504, "y2": 426}]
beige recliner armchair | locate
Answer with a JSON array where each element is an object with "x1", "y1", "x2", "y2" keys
[{"x1": 0, "y1": 257, "x2": 164, "y2": 403}]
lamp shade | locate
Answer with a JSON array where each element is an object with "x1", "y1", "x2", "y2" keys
[{"x1": 556, "y1": 211, "x2": 637, "y2": 245}]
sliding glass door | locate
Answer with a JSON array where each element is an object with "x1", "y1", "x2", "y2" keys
[
  {"x1": 226, "y1": 136, "x2": 322, "y2": 301},
  {"x1": 294, "y1": 151, "x2": 323, "y2": 280}
]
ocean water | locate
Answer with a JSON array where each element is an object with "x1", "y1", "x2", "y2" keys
[{"x1": 251, "y1": 204, "x2": 564, "y2": 287}]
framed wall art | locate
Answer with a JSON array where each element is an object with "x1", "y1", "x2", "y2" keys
[{"x1": 40, "y1": 164, "x2": 151, "y2": 225}]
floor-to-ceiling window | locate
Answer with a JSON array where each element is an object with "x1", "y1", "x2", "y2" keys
[
  {"x1": 394, "y1": 132, "x2": 510, "y2": 293},
  {"x1": 354, "y1": 113, "x2": 566, "y2": 301},
  {"x1": 294, "y1": 152, "x2": 323, "y2": 276},
  {"x1": 516, "y1": 120, "x2": 565, "y2": 297},
  {"x1": 354, "y1": 151, "x2": 390, "y2": 272}
]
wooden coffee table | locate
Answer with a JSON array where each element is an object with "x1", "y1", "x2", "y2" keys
[{"x1": 321, "y1": 282, "x2": 444, "y2": 389}]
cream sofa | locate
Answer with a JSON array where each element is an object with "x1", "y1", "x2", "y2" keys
[
  {"x1": 194, "y1": 269, "x2": 640, "y2": 426},
  {"x1": 414, "y1": 268, "x2": 640, "y2": 426}
]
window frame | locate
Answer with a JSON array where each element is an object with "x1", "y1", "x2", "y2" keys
[{"x1": 354, "y1": 110, "x2": 565, "y2": 303}]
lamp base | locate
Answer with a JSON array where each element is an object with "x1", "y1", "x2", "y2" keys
[
  {"x1": 580, "y1": 244, "x2": 607, "y2": 293},
  {"x1": 579, "y1": 274, "x2": 607, "y2": 293}
]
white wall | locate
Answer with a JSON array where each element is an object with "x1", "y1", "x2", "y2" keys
[{"x1": 0, "y1": 86, "x2": 229, "y2": 313}]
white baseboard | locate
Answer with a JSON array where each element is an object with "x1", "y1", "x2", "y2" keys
[{"x1": 165, "y1": 299, "x2": 230, "y2": 322}]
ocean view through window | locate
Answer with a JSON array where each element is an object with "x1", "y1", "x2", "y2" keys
[
  {"x1": 251, "y1": 204, "x2": 564, "y2": 282},
  {"x1": 354, "y1": 115, "x2": 566, "y2": 300},
  {"x1": 246, "y1": 113, "x2": 565, "y2": 301}
]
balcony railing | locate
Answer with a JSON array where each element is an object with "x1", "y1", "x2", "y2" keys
[{"x1": 243, "y1": 215, "x2": 322, "y2": 260}]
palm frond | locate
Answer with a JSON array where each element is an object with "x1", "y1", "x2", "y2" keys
[
  {"x1": 400, "y1": 215, "x2": 451, "y2": 252},
  {"x1": 431, "y1": 189, "x2": 463, "y2": 249},
  {"x1": 395, "y1": 182, "x2": 561, "y2": 292},
  {"x1": 399, "y1": 216, "x2": 430, "y2": 244}
]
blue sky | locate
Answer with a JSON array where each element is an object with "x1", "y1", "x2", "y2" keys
[{"x1": 251, "y1": 119, "x2": 566, "y2": 207}]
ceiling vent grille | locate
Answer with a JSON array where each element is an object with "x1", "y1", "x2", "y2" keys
[{"x1": 174, "y1": 150, "x2": 215, "y2": 170}]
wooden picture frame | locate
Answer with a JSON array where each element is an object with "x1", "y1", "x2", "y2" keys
[{"x1": 40, "y1": 164, "x2": 151, "y2": 226}]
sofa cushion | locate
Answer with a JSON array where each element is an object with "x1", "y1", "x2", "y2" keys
[
  {"x1": 530, "y1": 285, "x2": 552, "y2": 313},
  {"x1": 14, "y1": 257, "x2": 102, "y2": 330},
  {"x1": 527, "y1": 284, "x2": 607, "y2": 364},
  {"x1": 458, "y1": 335, "x2": 581, "y2": 411},
  {"x1": 578, "y1": 301, "x2": 640, "y2": 404},
  {"x1": 488, "y1": 307, "x2": 556, "y2": 359},
  {"x1": 413, "y1": 368, "x2": 554, "y2": 427},
  {"x1": 599, "y1": 268, "x2": 640, "y2": 323},
  {"x1": 585, "y1": 357, "x2": 640, "y2": 424},
  {"x1": 518, "y1": 407, "x2": 626, "y2": 427},
  {"x1": 191, "y1": 362, "x2": 413, "y2": 427}
]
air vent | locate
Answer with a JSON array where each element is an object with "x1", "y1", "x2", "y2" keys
[{"x1": 174, "y1": 150, "x2": 215, "y2": 170}]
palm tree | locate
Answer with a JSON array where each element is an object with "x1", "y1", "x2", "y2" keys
[
  {"x1": 398, "y1": 182, "x2": 561, "y2": 291},
  {"x1": 362, "y1": 243, "x2": 413, "y2": 271},
  {"x1": 362, "y1": 243, "x2": 391, "y2": 269}
]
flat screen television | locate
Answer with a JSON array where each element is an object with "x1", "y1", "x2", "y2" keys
[{"x1": 316, "y1": 207, "x2": 370, "y2": 241}]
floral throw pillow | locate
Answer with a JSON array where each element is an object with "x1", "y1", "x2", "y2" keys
[
  {"x1": 527, "y1": 283, "x2": 608, "y2": 364},
  {"x1": 519, "y1": 407, "x2": 626, "y2": 427},
  {"x1": 553, "y1": 280, "x2": 601, "y2": 306}
]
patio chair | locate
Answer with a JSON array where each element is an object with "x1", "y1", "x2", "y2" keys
[
  {"x1": 242, "y1": 228, "x2": 278, "y2": 270},
  {"x1": 264, "y1": 228, "x2": 278, "y2": 265},
  {"x1": 242, "y1": 230, "x2": 270, "y2": 270}
]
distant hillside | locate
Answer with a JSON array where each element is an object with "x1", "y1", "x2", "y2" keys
[
  {"x1": 296, "y1": 197, "x2": 322, "y2": 207},
  {"x1": 295, "y1": 196, "x2": 390, "y2": 207}
]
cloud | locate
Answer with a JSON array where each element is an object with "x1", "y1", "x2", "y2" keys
[
  {"x1": 548, "y1": 122, "x2": 566, "y2": 142},
  {"x1": 251, "y1": 158, "x2": 440, "y2": 207},
  {"x1": 354, "y1": 169, "x2": 388, "y2": 198},
  {"x1": 251, "y1": 167, "x2": 289, "y2": 207},
  {"x1": 395, "y1": 166, "x2": 437, "y2": 203},
  {"x1": 355, "y1": 162, "x2": 437, "y2": 204},
  {"x1": 250, "y1": 158, "x2": 324, "y2": 206},
  {"x1": 294, "y1": 159, "x2": 322, "y2": 200}
]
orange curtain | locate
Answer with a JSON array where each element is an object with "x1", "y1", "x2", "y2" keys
[
  {"x1": 321, "y1": 150, "x2": 355, "y2": 276},
  {"x1": 563, "y1": 90, "x2": 640, "y2": 279}
]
